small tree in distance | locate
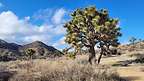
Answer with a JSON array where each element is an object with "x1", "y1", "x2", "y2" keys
[
  {"x1": 25, "y1": 48, "x2": 36, "y2": 60},
  {"x1": 25, "y1": 48, "x2": 36, "y2": 72},
  {"x1": 129, "y1": 37, "x2": 137, "y2": 50},
  {"x1": 129, "y1": 37, "x2": 137, "y2": 45},
  {"x1": 64, "y1": 6, "x2": 122, "y2": 64},
  {"x1": 138, "y1": 38, "x2": 143, "y2": 48}
]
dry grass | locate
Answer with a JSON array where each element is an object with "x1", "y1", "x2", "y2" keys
[{"x1": 0, "y1": 56, "x2": 128, "y2": 81}]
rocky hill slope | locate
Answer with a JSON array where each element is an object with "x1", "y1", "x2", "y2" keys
[{"x1": 0, "y1": 39, "x2": 63, "y2": 61}]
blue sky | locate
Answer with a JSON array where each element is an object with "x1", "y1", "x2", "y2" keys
[{"x1": 0, "y1": 0, "x2": 144, "y2": 49}]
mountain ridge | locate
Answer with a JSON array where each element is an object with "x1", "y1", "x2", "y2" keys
[{"x1": 0, "y1": 39, "x2": 63, "y2": 61}]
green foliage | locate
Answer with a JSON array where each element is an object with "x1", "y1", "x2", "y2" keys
[
  {"x1": 66, "y1": 52, "x2": 76, "y2": 59},
  {"x1": 64, "y1": 6, "x2": 122, "y2": 64},
  {"x1": 25, "y1": 48, "x2": 36, "y2": 59}
]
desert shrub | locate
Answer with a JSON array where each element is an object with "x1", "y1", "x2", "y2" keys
[
  {"x1": 76, "y1": 59, "x2": 89, "y2": 65},
  {"x1": 8, "y1": 60, "x2": 129, "y2": 81},
  {"x1": 133, "y1": 54, "x2": 144, "y2": 63},
  {"x1": 128, "y1": 52, "x2": 143, "y2": 57},
  {"x1": 112, "y1": 60, "x2": 132, "y2": 67},
  {"x1": 40, "y1": 65, "x2": 122, "y2": 81},
  {"x1": 66, "y1": 52, "x2": 76, "y2": 59},
  {"x1": 0, "y1": 51, "x2": 17, "y2": 61}
]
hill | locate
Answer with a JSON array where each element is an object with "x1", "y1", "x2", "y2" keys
[{"x1": 0, "y1": 39, "x2": 63, "y2": 61}]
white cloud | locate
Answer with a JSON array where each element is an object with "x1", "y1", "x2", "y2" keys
[
  {"x1": 24, "y1": 35, "x2": 51, "y2": 43},
  {"x1": 24, "y1": 16, "x2": 30, "y2": 21},
  {"x1": 33, "y1": 8, "x2": 53, "y2": 23},
  {"x1": 52, "y1": 37, "x2": 68, "y2": 51},
  {"x1": 0, "y1": 10, "x2": 67, "y2": 48},
  {"x1": 33, "y1": 8, "x2": 66, "y2": 25},
  {"x1": 52, "y1": 8, "x2": 66, "y2": 24},
  {"x1": 0, "y1": 11, "x2": 20, "y2": 35},
  {"x1": 53, "y1": 37, "x2": 66, "y2": 47}
]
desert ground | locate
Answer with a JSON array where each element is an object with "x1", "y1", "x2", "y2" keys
[
  {"x1": 1, "y1": 44, "x2": 144, "y2": 81},
  {"x1": 101, "y1": 49, "x2": 144, "y2": 81}
]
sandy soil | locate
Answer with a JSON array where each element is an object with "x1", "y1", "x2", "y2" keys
[
  {"x1": 100, "y1": 53, "x2": 144, "y2": 81},
  {"x1": 117, "y1": 66, "x2": 144, "y2": 81}
]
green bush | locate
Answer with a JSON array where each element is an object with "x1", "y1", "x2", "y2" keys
[{"x1": 66, "y1": 52, "x2": 76, "y2": 59}]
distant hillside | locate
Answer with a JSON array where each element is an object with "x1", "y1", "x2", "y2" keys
[
  {"x1": 0, "y1": 39, "x2": 63, "y2": 61},
  {"x1": 118, "y1": 41, "x2": 144, "y2": 53}
]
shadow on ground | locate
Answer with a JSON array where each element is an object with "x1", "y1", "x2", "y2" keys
[
  {"x1": 0, "y1": 71, "x2": 16, "y2": 81},
  {"x1": 124, "y1": 76, "x2": 140, "y2": 81}
]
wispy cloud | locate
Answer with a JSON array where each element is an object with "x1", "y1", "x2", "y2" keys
[
  {"x1": 52, "y1": 8, "x2": 66, "y2": 24},
  {"x1": 33, "y1": 8, "x2": 53, "y2": 23},
  {"x1": 33, "y1": 8, "x2": 67, "y2": 24},
  {"x1": 52, "y1": 37, "x2": 68, "y2": 50}
]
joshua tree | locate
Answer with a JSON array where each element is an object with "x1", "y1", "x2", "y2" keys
[
  {"x1": 129, "y1": 37, "x2": 137, "y2": 45},
  {"x1": 64, "y1": 6, "x2": 122, "y2": 64},
  {"x1": 138, "y1": 38, "x2": 143, "y2": 48},
  {"x1": 62, "y1": 46, "x2": 73, "y2": 55},
  {"x1": 25, "y1": 48, "x2": 36, "y2": 72},
  {"x1": 129, "y1": 37, "x2": 137, "y2": 50},
  {"x1": 25, "y1": 48, "x2": 36, "y2": 60}
]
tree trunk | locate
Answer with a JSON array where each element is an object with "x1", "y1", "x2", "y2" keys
[
  {"x1": 98, "y1": 52, "x2": 103, "y2": 64},
  {"x1": 98, "y1": 47, "x2": 106, "y2": 64},
  {"x1": 88, "y1": 46, "x2": 96, "y2": 64}
]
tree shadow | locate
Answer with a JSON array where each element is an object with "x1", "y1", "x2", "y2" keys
[
  {"x1": 123, "y1": 76, "x2": 140, "y2": 81},
  {"x1": 112, "y1": 60, "x2": 133, "y2": 67},
  {"x1": 112, "y1": 54, "x2": 144, "y2": 67},
  {"x1": 0, "y1": 71, "x2": 16, "y2": 81}
]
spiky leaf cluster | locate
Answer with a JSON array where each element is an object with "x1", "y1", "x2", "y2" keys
[{"x1": 25, "y1": 48, "x2": 36, "y2": 58}]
